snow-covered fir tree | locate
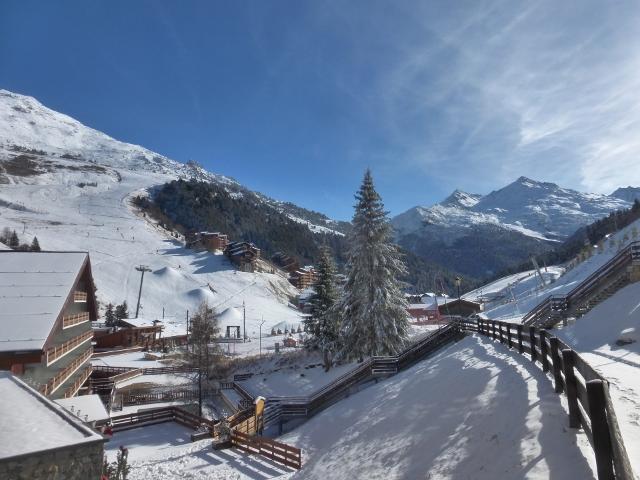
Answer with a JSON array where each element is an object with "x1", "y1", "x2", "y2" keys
[
  {"x1": 104, "y1": 303, "x2": 116, "y2": 327},
  {"x1": 338, "y1": 169, "x2": 409, "y2": 360},
  {"x1": 305, "y1": 246, "x2": 340, "y2": 370}
]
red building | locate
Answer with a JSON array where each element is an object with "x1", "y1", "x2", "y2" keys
[{"x1": 406, "y1": 303, "x2": 441, "y2": 324}]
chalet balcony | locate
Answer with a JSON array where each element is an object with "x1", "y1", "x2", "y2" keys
[
  {"x1": 62, "y1": 311, "x2": 90, "y2": 329},
  {"x1": 45, "y1": 329, "x2": 93, "y2": 366},
  {"x1": 61, "y1": 365, "x2": 93, "y2": 399},
  {"x1": 39, "y1": 346, "x2": 92, "y2": 397},
  {"x1": 73, "y1": 291, "x2": 88, "y2": 303}
]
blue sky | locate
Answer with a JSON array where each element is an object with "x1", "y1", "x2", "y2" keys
[{"x1": 2, "y1": 1, "x2": 640, "y2": 220}]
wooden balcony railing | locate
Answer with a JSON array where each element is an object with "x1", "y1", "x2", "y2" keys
[
  {"x1": 62, "y1": 365, "x2": 93, "y2": 399},
  {"x1": 62, "y1": 312, "x2": 90, "y2": 329},
  {"x1": 73, "y1": 291, "x2": 88, "y2": 303},
  {"x1": 40, "y1": 347, "x2": 92, "y2": 397},
  {"x1": 46, "y1": 330, "x2": 93, "y2": 366}
]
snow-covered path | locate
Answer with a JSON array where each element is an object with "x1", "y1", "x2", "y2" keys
[{"x1": 281, "y1": 335, "x2": 595, "y2": 480}]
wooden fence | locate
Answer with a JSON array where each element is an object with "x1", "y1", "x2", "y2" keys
[
  {"x1": 98, "y1": 406, "x2": 217, "y2": 432},
  {"x1": 119, "y1": 387, "x2": 212, "y2": 406},
  {"x1": 469, "y1": 319, "x2": 634, "y2": 480},
  {"x1": 232, "y1": 430, "x2": 301, "y2": 470}
]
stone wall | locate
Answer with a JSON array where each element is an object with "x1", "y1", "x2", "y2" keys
[{"x1": 0, "y1": 440, "x2": 104, "y2": 480}]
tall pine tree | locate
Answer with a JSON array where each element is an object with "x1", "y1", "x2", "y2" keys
[
  {"x1": 30, "y1": 236, "x2": 41, "y2": 252},
  {"x1": 104, "y1": 303, "x2": 116, "y2": 327},
  {"x1": 338, "y1": 170, "x2": 409, "y2": 360},
  {"x1": 305, "y1": 246, "x2": 340, "y2": 371}
]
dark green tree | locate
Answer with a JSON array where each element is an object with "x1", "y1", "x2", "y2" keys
[
  {"x1": 305, "y1": 246, "x2": 340, "y2": 371},
  {"x1": 337, "y1": 170, "x2": 409, "y2": 361},
  {"x1": 115, "y1": 301, "x2": 129, "y2": 321},
  {"x1": 9, "y1": 230, "x2": 19, "y2": 249},
  {"x1": 30, "y1": 236, "x2": 41, "y2": 252},
  {"x1": 104, "y1": 303, "x2": 116, "y2": 327}
]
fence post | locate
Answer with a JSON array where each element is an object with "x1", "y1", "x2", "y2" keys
[
  {"x1": 498, "y1": 322, "x2": 504, "y2": 343},
  {"x1": 539, "y1": 331, "x2": 549, "y2": 372},
  {"x1": 561, "y1": 349, "x2": 580, "y2": 428},
  {"x1": 529, "y1": 327, "x2": 537, "y2": 363},
  {"x1": 506, "y1": 323, "x2": 512, "y2": 348},
  {"x1": 479, "y1": 320, "x2": 484, "y2": 335},
  {"x1": 550, "y1": 337, "x2": 563, "y2": 393},
  {"x1": 586, "y1": 380, "x2": 615, "y2": 480},
  {"x1": 517, "y1": 325, "x2": 524, "y2": 354}
]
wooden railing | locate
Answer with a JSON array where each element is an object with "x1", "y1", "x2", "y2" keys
[
  {"x1": 40, "y1": 347, "x2": 92, "y2": 396},
  {"x1": 523, "y1": 241, "x2": 639, "y2": 327},
  {"x1": 62, "y1": 365, "x2": 92, "y2": 398},
  {"x1": 91, "y1": 365, "x2": 198, "y2": 376},
  {"x1": 73, "y1": 291, "x2": 88, "y2": 302},
  {"x1": 232, "y1": 430, "x2": 301, "y2": 470},
  {"x1": 119, "y1": 387, "x2": 214, "y2": 406},
  {"x1": 97, "y1": 406, "x2": 217, "y2": 431},
  {"x1": 259, "y1": 325, "x2": 460, "y2": 430},
  {"x1": 469, "y1": 319, "x2": 634, "y2": 480},
  {"x1": 62, "y1": 311, "x2": 90, "y2": 329},
  {"x1": 46, "y1": 330, "x2": 93, "y2": 365},
  {"x1": 110, "y1": 368, "x2": 143, "y2": 385}
]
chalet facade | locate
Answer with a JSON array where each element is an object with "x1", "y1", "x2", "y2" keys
[
  {"x1": 406, "y1": 303, "x2": 440, "y2": 324},
  {"x1": 224, "y1": 241, "x2": 261, "y2": 272},
  {"x1": 438, "y1": 298, "x2": 483, "y2": 318},
  {"x1": 271, "y1": 252, "x2": 300, "y2": 274},
  {"x1": 93, "y1": 317, "x2": 163, "y2": 349},
  {"x1": 186, "y1": 231, "x2": 229, "y2": 252},
  {"x1": 0, "y1": 251, "x2": 98, "y2": 399},
  {"x1": 290, "y1": 266, "x2": 318, "y2": 290}
]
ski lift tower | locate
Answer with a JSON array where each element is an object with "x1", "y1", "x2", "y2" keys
[{"x1": 135, "y1": 265, "x2": 152, "y2": 318}]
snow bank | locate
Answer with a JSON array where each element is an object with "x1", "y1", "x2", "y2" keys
[{"x1": 281, "y1": 335, "x2": 596, "y2": 480}]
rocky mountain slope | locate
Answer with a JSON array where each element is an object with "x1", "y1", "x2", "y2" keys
[{"x1": 392, "y1": 177, "x2": 636, "y2": 278}]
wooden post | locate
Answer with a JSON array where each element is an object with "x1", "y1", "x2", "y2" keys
[
  {"x1": 506, "y1": 323, "x2": 512, "y2": 349},
  {"x1": 550, "y1": 337, "x2": 563, "y2": 393},
  {"x1": 586, "y1": 380, "x2": 615, "y2": 480},
  {"x1": 562, "y1": 349, "x2": 580, "y2": 428},
  {"x1": 478, "y1": 319, "x2": 483, "y2": 335},
  {"x1": 529, "y1": 327, "x2": 537, "y2": 363},
  {"x1": 517, "y1": 325, "x2": 524, "y2": 354},
  {"x1": 539, "y1": 331, "x2": 549, "y2": 372},
  {"x1": 498, "y1": 322, "x2": 504, "y2": 343},
  {"x1": 491, "y1": 321, "x2": 496, "y2": 340}
]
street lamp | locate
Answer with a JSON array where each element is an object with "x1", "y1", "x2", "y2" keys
[
  {"x1": 259, "y1": 316, "x2": 266, "y2": 357},
  {"x1": 455, "y1": 276, "x2": 462, "y2": 302}
]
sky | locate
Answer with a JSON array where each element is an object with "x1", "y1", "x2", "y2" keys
[{"x1": 2, "y1": 0, "x2": 640, "y2": 220}]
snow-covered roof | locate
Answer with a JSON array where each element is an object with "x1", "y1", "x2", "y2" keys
[
  {"x1": 0, "y1": 251, "x2": 88, "y2": 352},
  {"x1": 0, "y1": 372, "x2": 104, "y2": 460},
  {"x1": 55, "y1": 394, "x2": 110, "y2": 423},
  {"x1": 120, "y1": 317, "x2": 162, "y2": 329},
  {"x1": 0, "y1": 242, "x2": 11, "y2": 251}
]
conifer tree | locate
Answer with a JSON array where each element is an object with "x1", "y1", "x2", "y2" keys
[
  {"x1": 305, "y1": 246, "x2": 340, "y2": 370},
  {"x1": 9, "y1": 230, "x2": 19, "y2": 249},
  {"x1": 115, "y1": 301, "x2": 129, "y2": 321},
  {"x1": 338, "y1": 170, "x2": 409, "y2": 361},
  {"x1": 30, "y1": 236, "x2": 41, "y2": 252},
  {"x1": 104, "y1": 303, "x2": 116, "y2": 327}
]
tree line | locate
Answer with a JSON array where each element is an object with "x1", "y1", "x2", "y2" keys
[{"x1": 0, "y1": 227, "x2": 41, "y2": 251}]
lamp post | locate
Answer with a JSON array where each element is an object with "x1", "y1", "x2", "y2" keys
[
  {"x1": 259, "y1": 316, "x2": 266, "y2": 357},
  {"x1": 455, "y1": 276, "x2": 462, "y2": 302}
]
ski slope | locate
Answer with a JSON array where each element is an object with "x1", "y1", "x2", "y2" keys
[{"x1": 280, "y1": 335, "x2": 595, "y2": 480}]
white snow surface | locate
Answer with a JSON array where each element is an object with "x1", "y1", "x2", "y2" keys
[
  {"x1": 0, "y1": 90, "x2": 305, "y2": 338},
  {"x1": 281, "y1": 335, "x2": 595, "y2": 480},
  {"x1": 0, "y1": 372, "x2": 102, "y2": 459},
  {"x1": 0, "y1": 251, "x2": 87, "y2": 351},
  {"x1": 555, "y1": 282, "x2": 640, "y2": 474},
  {"x1": 55, "y1": 394, "x2": 110, "y2": 423},
  {"x1": 105, "y1": 422, "x2": 295, "y2": 479}
]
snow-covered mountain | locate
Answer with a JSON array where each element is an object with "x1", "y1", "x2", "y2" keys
[
  {"x1": 392, "y1": 177, "x2": 636, "y2": 278},
  {"x1": 0, "y1": 89, "x2": 346, "y2": 335},
  {"x1": 610, "y1": 186, "x2": 640, "y2": 203}
]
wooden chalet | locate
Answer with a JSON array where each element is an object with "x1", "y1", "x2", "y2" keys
[
  {"x1": 0, "y1": 251, "x2": 98, "y2": 399},
  {"x1": 224, "y1": 241, "x2": 261, "y2": 272},
  {"x1": 438, "y1": 298, "x2": 483, "y2": 318},
  {"x1": 93, "y1": 317, "x2": 163, "y2": 349},
  {"x1": 271, "y1": 252, "x2": 300, "y2": 274},
  {"x1": 406, "y1": 303, "x2": 440, "y2": 324},
  {"x1": 290, "y1": 266, "x2": 318, "y2": 290},
  {"x1": 186, "y1": 231, "x2": 229, "y2": 252}
]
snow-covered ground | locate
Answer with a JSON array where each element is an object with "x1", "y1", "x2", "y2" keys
[
  {"x1": 281, "y1": 334, "x2": 596, "y2": 480},
  {"x1": 555, "y1": 282, "x2": 640, "y2": 474},
  {"x1": 105, "y1": 422, "x2": 295, "y2": 479}
]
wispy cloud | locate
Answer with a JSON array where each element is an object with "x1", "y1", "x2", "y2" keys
[{"x1": 308, "y1": 0, "x2": 640, "y2": 198}]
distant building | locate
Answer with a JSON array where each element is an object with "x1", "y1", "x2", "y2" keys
[
  {"x1": 0, "y1": 372, "x2": 105, "y2": 479},
  {"x1": 0, "y1": 251, "x2": 98, "y2": 399},
  {"x1": 438, "y1": 298, "x2": 483, "y2": 318},
  {"x1": 186, "y1": 231, "x2": 229, "y2": 252},
  {"x1": 224, "y1": 241, "x2": 261, "y2": 272},
  {"x1": 290, "y1": 266, "x2": 318, "y2": 290},
  {"x1": 271, "y1": 252, "x2": 300, "y2": 274},
  {"x1": 93, "y1": 317, "x2": 163, "y2": 349},
  {"x1": 406, "y1": 303, "x2": 440, "y2": 324}
]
